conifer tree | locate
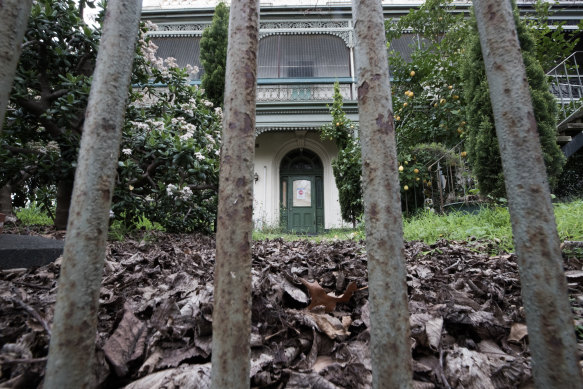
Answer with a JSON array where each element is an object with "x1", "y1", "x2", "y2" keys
[
  {"x1": 462, "y1": 4, "x2": 565, "y2": 198},
  {"x1": 321, "y1": 83, "x2": 362, "y2": 227},
  {"x1": 200, "y1": 2, "x2": 229, "y2": 108}
]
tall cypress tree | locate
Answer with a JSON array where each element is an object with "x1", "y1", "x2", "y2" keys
[
  {"x1": 200, "y1": 2, "x2": 229, "y2": 108},
  {"x1": 461, "y1": 4, "x2": 565, "y2": 198},
  {"x1": 321, "y1": 83, "x2": 363, "y2": 227}
]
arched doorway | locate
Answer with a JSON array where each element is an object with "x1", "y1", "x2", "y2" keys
[{"x1": 279, "y1": 149, "x2": 324, "y2": 234}]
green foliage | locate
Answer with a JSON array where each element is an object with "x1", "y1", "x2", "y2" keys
[
  {"x1": 200, "y1": 2, "x2": 229, "y2": 108},
  {"x1": 114, "y1": 28, "x2": 222, "y2": 234},
  {"x1": 525, "y1": 0, "x2": 580, "y2": 72},
  {"x1": 15, "y1": 203, "x2": 54, "y2": 226},
  {"x1": 461, "y1": 5, "x2": 565, "y2": 198},
  {"x1": 386, "y1": 0, "x2": 468, "y2": 154},
  {"x1": 385, "y1": 0, "x2": 469, "y2": 207},
  {"x1": 1, "y1": 0, "x2": 99, "y2": 208},
  {"x1": 1, "y1": 2, "x2": 223, "y2": 234},
  {"x1": 556, "y1": 153, "x2": 583, "y2": 200},
  {"x1": 321, "y1": 83, "x2": 363, "y2": 226}
]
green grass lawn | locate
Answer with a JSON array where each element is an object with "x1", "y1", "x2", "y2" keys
[
  {"x1": 13, "y1": 199, "x2": 582, "y2": 251},
  {"x1": 254, "y1": 200, "x2": 583, "y2": 252}
]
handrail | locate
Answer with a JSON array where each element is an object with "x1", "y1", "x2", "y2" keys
[{"x1": 546, "y1": 51, "x2": 582, "y2": 75}]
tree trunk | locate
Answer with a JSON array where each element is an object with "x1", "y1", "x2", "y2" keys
[
  {"x1": 54, "y1": 179, "x2": 73, "y2": 229},
  {"x1": 43, "y1": 1, "x2": 142, "y2": 387},
  {"x1": 0, "y1": 0, "x2": 32, "y2": 134},
  {"x1": 473, "y1": 1, "x2": 583, "y2": 387},
  {"x1": 210, "y1": 0, "x2": 259, "y2": 388},
  {"x1": 0, "y1": 184, "x2": 13, "y2": 216},
  {"x1": 352, "y1": 0, "x2": 413, "y2": 388}
]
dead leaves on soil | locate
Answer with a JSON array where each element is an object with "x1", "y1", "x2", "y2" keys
[{"x1": 0, "y1": 233, "x2": 582, "y2": 388}]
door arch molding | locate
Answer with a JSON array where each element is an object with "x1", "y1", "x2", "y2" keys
[{"x1": 271, "y1": 137, "x2": 333, "y2": 231}]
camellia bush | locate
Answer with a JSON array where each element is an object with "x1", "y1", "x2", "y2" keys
[
  {"x1": 1, "y1": 2, "x2": 223, "y2": 233},
  {"x1": 114, "y1": 24, "x2": 222, "y2": 233}
]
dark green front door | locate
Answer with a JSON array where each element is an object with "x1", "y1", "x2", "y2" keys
[
  {"x1": 280, "y1": 149, "x2": 324, "y2": 234},
  {"x1": 288, "y1": 176, "x2": 315, "y2": 233}
]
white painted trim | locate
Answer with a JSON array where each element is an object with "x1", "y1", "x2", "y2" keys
[{"x1": 270, "y1": 137, "x2": 339, "y2": 228}]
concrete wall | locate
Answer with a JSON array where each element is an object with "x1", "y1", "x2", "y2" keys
[{"x1": 253, "y1": 130, "x2": 347, "y2": 229}]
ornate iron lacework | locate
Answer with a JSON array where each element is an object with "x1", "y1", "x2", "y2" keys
[
  {"x1": 153, "y1": 20, "x2": 353, "y2": 46},
  {"x1": 260, "y1": 21, "x2": 348, "y2": 29}
]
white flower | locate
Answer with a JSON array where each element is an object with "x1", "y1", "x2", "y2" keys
[
  {"x1": 166, "y1": 184, "x2": 177, "y2": 196},
  {"x1": 180, "y1": 132, "x2": 193, "y2": 141},
  {"x1": 122, "y1": 148, "x2": 132, "y2": 156},
  {"x1": 195, "y1": 152, "x2": 205, "y2": 161},
  {"x1": 180, "y1": 186, "x2": 193, "y2": 200},
  {"x1": 164, "y1": 57, "x2": 178, "y2": 68},
  {"x1": 204, "y1": 100, "x2": 213, "y2": 107},
  {"x1": 145, "y1": 195, "x2": 154, "y2": 202}
]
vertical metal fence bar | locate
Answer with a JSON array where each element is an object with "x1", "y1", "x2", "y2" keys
[
  {"x1": 210, "y1": 0, "x2": 259, "y2": 387},
  {"x1": 351, "y1": 0, "x2": 413, "y2": 387},
  {"x1": 44, "y1": 1, "x2": 142, "y2": 387},
  {"x1": 472, "y1": 1, "x2": 583, "y2": 387},
  {"x1": 0, "y1": 0, "x2": 33, "y2": 133}
]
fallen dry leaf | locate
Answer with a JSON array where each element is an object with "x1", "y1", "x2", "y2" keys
[
  {"x1": 103, "y1": 303, "x2": 148, "y2": 377},
  {"x1": 299, "y1": 278, "x2": 357, "y2": 312},
  {"x1": 508, "y1": 322, "x2": 528, "y2": 343}
]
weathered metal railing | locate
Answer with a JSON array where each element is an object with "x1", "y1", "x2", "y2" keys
[
  {"x1": 134, "y1": 79, "x2": 356, "y2": 105},
  {"x1": 256, "y1": 81, "x2": 354, "y2": 101},
  {"x1": 22, "y1": 0, "x2": 579, "y2": 387},
  {"x1": 547, "y1": 51, "x2": 583, "y2": 120},
  {"x1": 473, "y1": 1, "x2": 582, "y2": 387},
  {"x1": 0, "y1": 0, "x2": 33, "y2": 134}
]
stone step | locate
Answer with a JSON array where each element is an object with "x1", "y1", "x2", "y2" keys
[{"x1": 0, "y1": 234, "x2": 64, "y2": 269}]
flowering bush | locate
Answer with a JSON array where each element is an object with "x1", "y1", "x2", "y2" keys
[
  {"x1": 1, "y1": 4, "x2": 222, "y2": 233},
  {"x1": 112, "y1": 24, "x2": 222, "y2": 233}
]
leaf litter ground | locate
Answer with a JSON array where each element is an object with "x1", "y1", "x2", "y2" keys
[{"x1": 1, "y1": 231, "x2": 582, "y2": 388}]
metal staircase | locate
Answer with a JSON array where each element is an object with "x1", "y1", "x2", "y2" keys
[{"x1": 547, "y1": 51, "x2": 583, "y2": 158}]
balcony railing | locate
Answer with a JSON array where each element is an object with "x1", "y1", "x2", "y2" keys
[
  {"x1": 134, "y1": 77, "x2": 356, "y2": 106},
  {"x1": 256, "y1": 78, "x2": 355, "y2": 102}
]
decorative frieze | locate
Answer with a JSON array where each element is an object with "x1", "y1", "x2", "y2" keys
[{"x1": 151, "y1": 20, "x2": 354, "y2": 46}]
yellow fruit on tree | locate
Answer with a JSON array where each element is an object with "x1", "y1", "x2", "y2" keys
[
  {"x1": 404, "y1": 185, "x2": 409, "y2": 191},
  {"x1": 398, "y1": 165, "x2": 404, "y2": 172},
  {"x1": 460, "y1": 121, "x2": 466, "y2": 126},
  {"x1": 448, "y1": 85, "x2": 453, "y2": 90},
  {"x1": 461, "y1": 151, "x2": 467, "y2": 158},
  {"x1": 457, "y1": 128, "x2": 463, "y2": 134},
  {"x1": 440, "y1": 98, "x2": 446, "y2": 104},
  {"x1": 434, "y1": 103, "x2": 438, "y2": 108},
  {"x1": 410, "y1": 70, "x2": 415, "y2": 77},
  {"x1": 427, "y1": 181, "x2": 432, "y2": 187},
  {"x1": 395, "y1": 116, "x2": 400, "y2": 121},
  {"x1": 416, "y1": 177, "x2": 420, "y2": 181},
  {"x1": 453, "y1": 95, "x2": 459, "y2": 100},
  {"x1": 403, "y1": 102, "x2": 408, "y2": 107},
  {"x1": 414, "y1": 168, "x2": 419, "y2": 174}
]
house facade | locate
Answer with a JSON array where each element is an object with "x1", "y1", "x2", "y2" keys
[{"x1": 141, "y1": 0, "x2": 583, "y2": 232}]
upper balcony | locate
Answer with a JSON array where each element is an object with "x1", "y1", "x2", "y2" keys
[{"x1": 149, "y1": 31, "x2": 358, "y2": 104}]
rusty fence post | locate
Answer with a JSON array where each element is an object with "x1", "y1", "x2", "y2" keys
[
  {"x1": 44, "y1": 1, "x2": 142, "y2": 387},
  {"x1": 472, "y1": 1, "x2": 583, "y2": 387},
  {"x1": 352, "y1": 0, "x2": 413, "y2": 388},
  {"x1": 0, "y1": 0, "x2": 33, "y2": 133},
  {"x1": 210, "y1": 0, "x2": 259, "y2": 387}
]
